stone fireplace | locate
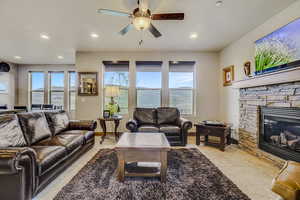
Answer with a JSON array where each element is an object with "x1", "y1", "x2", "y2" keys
[{"x1": 238, "y1": 81, "x2": 300, "y2": 167}]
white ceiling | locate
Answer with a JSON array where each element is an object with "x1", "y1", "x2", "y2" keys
[{"x1": 0, "y1": 0, "x2": 297, "y2": 64}]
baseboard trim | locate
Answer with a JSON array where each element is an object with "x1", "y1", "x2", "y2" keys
[
  {"x1": 96, "y1": 132, "x2": 198, "y2": 136},
  {"x1": 95, "y1": 132, "x2": 122, "y2": 136},
  {"x1": 94, "y1": 131, "x2": 239, "y2": 144},
  {"x1": 189, "y1": 132, "x2": 196, "y2": 136},
  {"x1": 231, "y1": 138, "x2": 239, "y2": 145}
]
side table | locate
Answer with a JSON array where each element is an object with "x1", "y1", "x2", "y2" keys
[
  {"x1": 194, "y1": 123, "x2": 232, "y2": 151},
  {"x1": 98, "y1": 116, "x2": 123, "y2": 144}
]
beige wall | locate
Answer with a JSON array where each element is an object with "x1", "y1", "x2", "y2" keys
[
  {"x1": 0, "y1": 62, "x2": 17, "y2": 108},
  {"x1": 219, "y1": 1, "x2": 300, "y2": 138},
  {"x1": 76, "y1": 51, "x2": 220, "y2": 132}
]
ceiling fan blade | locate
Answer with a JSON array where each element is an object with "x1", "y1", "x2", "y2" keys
[
  {"x1": 119, "y1": 24, "x2": 133, "y2": 35},
  {"x1": 149, "y1": 23, "x2": 162, "y2": 38},
  {"x1": 97, "y1": 9, "x2": 131, "y2": 17},
  {"x1": 152, "y1": 13, "x2": 184, "y2": 20}
]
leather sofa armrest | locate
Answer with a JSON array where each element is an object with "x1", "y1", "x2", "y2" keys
[
  {"x1": 178, "y1": 118, "x2": 192, "y2": 146},
  {"x1": 0, "y1": 147, "x2": 36, "y2": 174},
  {"x1": 0, "y1": 147, "x2": 37, "y2": 200},
  {"x1": 178, "y1": 117, "x2": 193, "y2": 130},
  {"x1": 126, "y1": 119, "x2": 138, "y2": 132},
  {"x1": 69, "y1": 120, "x2": 97, "y2": 131}
]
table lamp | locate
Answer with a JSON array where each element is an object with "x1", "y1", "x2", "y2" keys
[{"x1": 105, "y1": 86, "x2": 120, "y2": 116}]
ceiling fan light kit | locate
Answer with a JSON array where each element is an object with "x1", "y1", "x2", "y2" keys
[
  {"x1": 132, "y1": 8, "x2": 152, "y2": 31},
  {"x1": 133, "y1": 17, "x2": 151, "y2": 30}
]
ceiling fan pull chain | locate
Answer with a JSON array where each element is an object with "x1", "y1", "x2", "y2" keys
[{"x1": 139, "y1": 31, "x2": 144, "y2": 46}]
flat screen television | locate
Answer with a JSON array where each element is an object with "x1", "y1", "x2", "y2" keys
[{"x1": 255, "y1": 18, "x2": 300, "y2": 75}]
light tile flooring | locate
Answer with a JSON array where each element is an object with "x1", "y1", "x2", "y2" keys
[{"x1": 34, "y1": 136, "x2": 281, "y2": 200}]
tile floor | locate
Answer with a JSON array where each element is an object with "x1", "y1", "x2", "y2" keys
[{"x1": 34, "y1": 136, "x2": 281, "y2": 200}]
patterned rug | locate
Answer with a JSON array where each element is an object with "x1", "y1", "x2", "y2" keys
[{"x1": 54, "y1": 149, "x2": 250, "y2": 200}]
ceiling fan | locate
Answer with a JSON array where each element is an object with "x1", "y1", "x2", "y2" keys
[{"x1": 97, "y1": 0, "x2": 184, "y2": 38}]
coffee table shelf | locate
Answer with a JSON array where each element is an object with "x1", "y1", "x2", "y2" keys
[{"x1": 115, "y1": 132, "x2": 170, "y2": 182}]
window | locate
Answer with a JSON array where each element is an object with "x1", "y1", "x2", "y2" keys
[
  {"x1": 30, "y1": 72, "x2": 45, "y2": 105},
  {"x1": 49, "y1": 72, "x2": 64, "y2": 108},
  {"x1": 69, "y1": 72, "x2": 76, "y2": 111},
  {"x1": 103, "y1": 61, "x2": 129, "y2": 114},
  {"x1": 169, "y1": 61, "x2": 195, "y2": 115},
  {"x1": 136, "y1": 61, "x2": 162, "y2": 108},
  {"x1": 0, "y1": 74, "x2": 8, "y2": 94}
]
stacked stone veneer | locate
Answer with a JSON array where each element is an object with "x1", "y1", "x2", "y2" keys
[{"x1": 239, "y1": 81, "x2": 300, "y2": 167}]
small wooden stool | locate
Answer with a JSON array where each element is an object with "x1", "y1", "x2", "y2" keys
[{"x1": 194, "y1": 123, "x2": 232, "y2": 151}]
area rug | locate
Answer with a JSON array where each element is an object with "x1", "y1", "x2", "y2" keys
[{"x1": 54, "y1": 149, "x2": 250, "y2": 200}]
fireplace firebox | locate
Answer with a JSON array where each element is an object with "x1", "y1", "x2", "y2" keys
[{"x1": 259, "y1": 107, "x2": 300, "y2": 162}]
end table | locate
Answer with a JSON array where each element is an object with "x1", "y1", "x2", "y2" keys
[
  {"x1": 194, "y1": 122, "x2": 232, "y2": 151},
  {"x1": 98, "y1": 115, "x2": 123, "y2": 144}
]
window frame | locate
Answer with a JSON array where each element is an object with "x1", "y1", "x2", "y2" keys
[
  {"x1": 103, "y1": 62, "x2": 130, "y2": 115},
  {"x1": 48, "y1": 71, "x2": 65, "y2": 109},
  {"x1": 28, "y1": 70, "x2": 76, "y2": 111},
  {"x1": 68, "y1": 71, "x2": 76, "y2": 111},
  {"x1": 168, "y1": 63, "x2": 196, "y2": 116},
  {"x1": 29, "y1": 71, "x2": 46, "y2": 105},
  {"x1": 135, "y1": 62, "x2": 163, "y2": 108}
]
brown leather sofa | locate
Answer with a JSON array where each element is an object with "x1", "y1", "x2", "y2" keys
[
  {"x1": 0, "y1": 111, "x2": 96, "y2": 200},
  {"x1": 272, "y1": 161, "x2": 300, "y2": 200},
  {"x1": 126, "y1": 107, "x2": 192, "y2": 146}
]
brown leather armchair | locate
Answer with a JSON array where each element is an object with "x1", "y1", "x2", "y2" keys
[
  {"x1": 0, "y1": 111, "x2": 97, "y2": 200},
  {"x1": 272, "y1": 161, "x2": 300, "y2": 200}
]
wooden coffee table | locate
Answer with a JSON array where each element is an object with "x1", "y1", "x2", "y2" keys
[{"x1": 115, "y1": 132, "x2": 171, "y2": 182}]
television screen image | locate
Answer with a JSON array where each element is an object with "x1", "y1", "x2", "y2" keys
[{"x1": 255, "y1": 18, "x2": 300, "y2": 74}]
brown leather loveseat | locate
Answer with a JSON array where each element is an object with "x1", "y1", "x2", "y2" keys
[
  {"x1": 126, "y1": 107, "x2": 192, "y2": 146},
  {"x1": 0, "y1": 111, "x2": 96, "y2": 200}
]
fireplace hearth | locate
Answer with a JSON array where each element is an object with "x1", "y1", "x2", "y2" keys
[{"x1": 260, "y1": 107, "x2": 300, "y2": 162}]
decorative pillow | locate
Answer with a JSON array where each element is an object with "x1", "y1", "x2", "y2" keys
[
  {"x1": 134, "y1": 108, "x2": 156, "y2": 125},
  {"x1": 17, "y1": 112, "x2": 52, "y2": 145},
  {"x1": 44, "y1": 111, "x2": 70, "y2": 135},
  {"x1": 0, "y1": 114, "x2": 27, "y2": 148},
  {"x1": 157, "y1": 107, "x2": 180, "y2": 125}
]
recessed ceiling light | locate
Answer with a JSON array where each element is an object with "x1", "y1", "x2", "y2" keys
[
  {"x1": 14, "y1": 56, "x2": 22, "y2": 60},
  {"x1": 40, "y1": 33, "x2": 50, "y2": 40},
  {"x1": 190, "y1": 33, "x2": 198, "y2": 39},
  {"x1": 57, "y1": 56, "x2": 64, "y2": 59},
  {"x1": 90, "y1": 33, "x2": 99, "y2": 38},
  {"x1": 173, "y1": 61, "x2": 179, "y2": 64},
  {"x1": 216, "y1": 0, "x2": 223, "y2": 7}
]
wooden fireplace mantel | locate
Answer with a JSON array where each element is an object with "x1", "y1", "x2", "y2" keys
[{"x1": 231, "y1": 66, "x2": 300, "y2": 89}]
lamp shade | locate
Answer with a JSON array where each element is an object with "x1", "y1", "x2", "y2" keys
[{"x1": 105, "y1": 86, "x2": 120, "y2": 97}]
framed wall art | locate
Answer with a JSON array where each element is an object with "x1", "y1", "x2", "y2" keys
[
  {"x1": 78, "y1": 72, "x2": 98, "y2": 96},
  {"x1": 223, "y1": 65, "x2": 234, "y2": 86}
]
